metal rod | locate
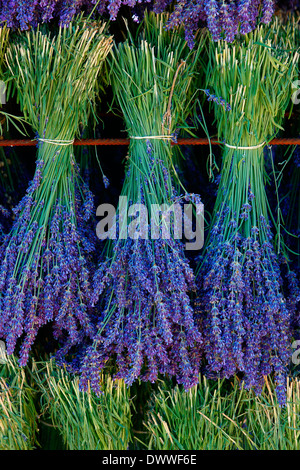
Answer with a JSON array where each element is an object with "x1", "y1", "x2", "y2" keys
[{"x1": 0, "y1": 137, "x2": 299, "y2": 147}]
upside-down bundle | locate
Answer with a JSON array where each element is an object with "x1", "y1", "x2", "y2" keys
[{"x1": 196, "y1": 18, "x2": 299, "y2": 404}]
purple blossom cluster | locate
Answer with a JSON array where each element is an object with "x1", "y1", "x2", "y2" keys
[
  {"x1": 276, "y1": 0, "x2": 300, "y2": 12},
  {"x1": 0, "y1": 1, "x2": 278, "y2": 46},
  {"x1": 0, "y1": 156, "x2": 97, "y2": 366},
  {"x1": 196, "y1": 207, "x2": 293, "y2": 405},
  {"x1": 77, "y1": 234, "x2": 203, "y2": 395},
  {"x1": 0, "y1": 0, "x2": 94, "y2": 29},
  {"x1": 154, "y1": 0, "x2": 275, "y2": 47},
  {"x1": 69, "y1": 147, "x2": 204, "y2": 394},
  {"x1": 294, "y1": 146, "x2": 300, "y2": 168}
]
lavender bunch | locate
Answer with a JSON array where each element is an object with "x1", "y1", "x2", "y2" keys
[
  {"x1": 0, "y1": 18, "x2": 112, "y2": 366},
  {"x1": 73, "y1": 12, "x2": 207, "y2": 394},
  {"x1": 196, "y1": 19, "x2": 299, "y2": 405},
  {"x1": 276, "y1": 0, "x2": 300, "y2": 12}
]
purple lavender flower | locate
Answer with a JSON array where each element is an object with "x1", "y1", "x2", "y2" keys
[
  {"x1": 76, "y1": 235, "x2": 203, "y2": 393},
  {"x1": 261, "y1": 0, "x2": 275, "y2": 24},
  {"x1": 197, "y1": 224, "x2": 291, "y2": 405},
  {"x1": 294, "y1": 145, "x2": 300, "y2": 168},
  {"x1": 203, "y1": 89, "x2": 231, "y2": 111}
]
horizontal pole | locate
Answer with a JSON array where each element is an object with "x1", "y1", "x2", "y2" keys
[{"x1": 0, "y1": 137, "x2": 299, "y2": 147}]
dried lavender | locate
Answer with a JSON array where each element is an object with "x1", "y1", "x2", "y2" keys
[
  {"x1": 0, "y1": 18, "x2": 112, "y2": 366},
  {"x1": 196, "y1": 19, "x2": 299, "y2": 405},
  {"x1": 74, "y1": 12, "x2": 206, "y2": 394}
]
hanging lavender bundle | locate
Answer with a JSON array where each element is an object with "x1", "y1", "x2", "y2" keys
[
  {"x1": 0, "y1": 18, "x2": 113, "y2": 366},
  {"x1": 74, "y1": 12, "x2": 207, "y2": 395},
  {"x1": 196, "y1": 18, "x2": 299, "y2": 405},
  {"x1": 0, "y1": 141, "x2": 31, "y2": 238}
]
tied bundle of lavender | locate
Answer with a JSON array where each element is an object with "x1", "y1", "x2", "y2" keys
[
  {"x1": 0, "y1": 1, "x2": 278, "y2": 47},
  {"x1": 0, "y1": 18, "x2": 113, "y2": 366},
  {"x1": 75, "y1": 12, "x2": 206, "y2": 394},
  {"x1": 196, "y1": 18, "x2": 299, "y2": 405}
]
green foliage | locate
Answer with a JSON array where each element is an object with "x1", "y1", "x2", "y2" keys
[
  {"x1": 141, "y1": 375, "x2": 300, "y2": 450},
  {"x1": 32, "y1": 358, "x2": 133, "y2": 450}
]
